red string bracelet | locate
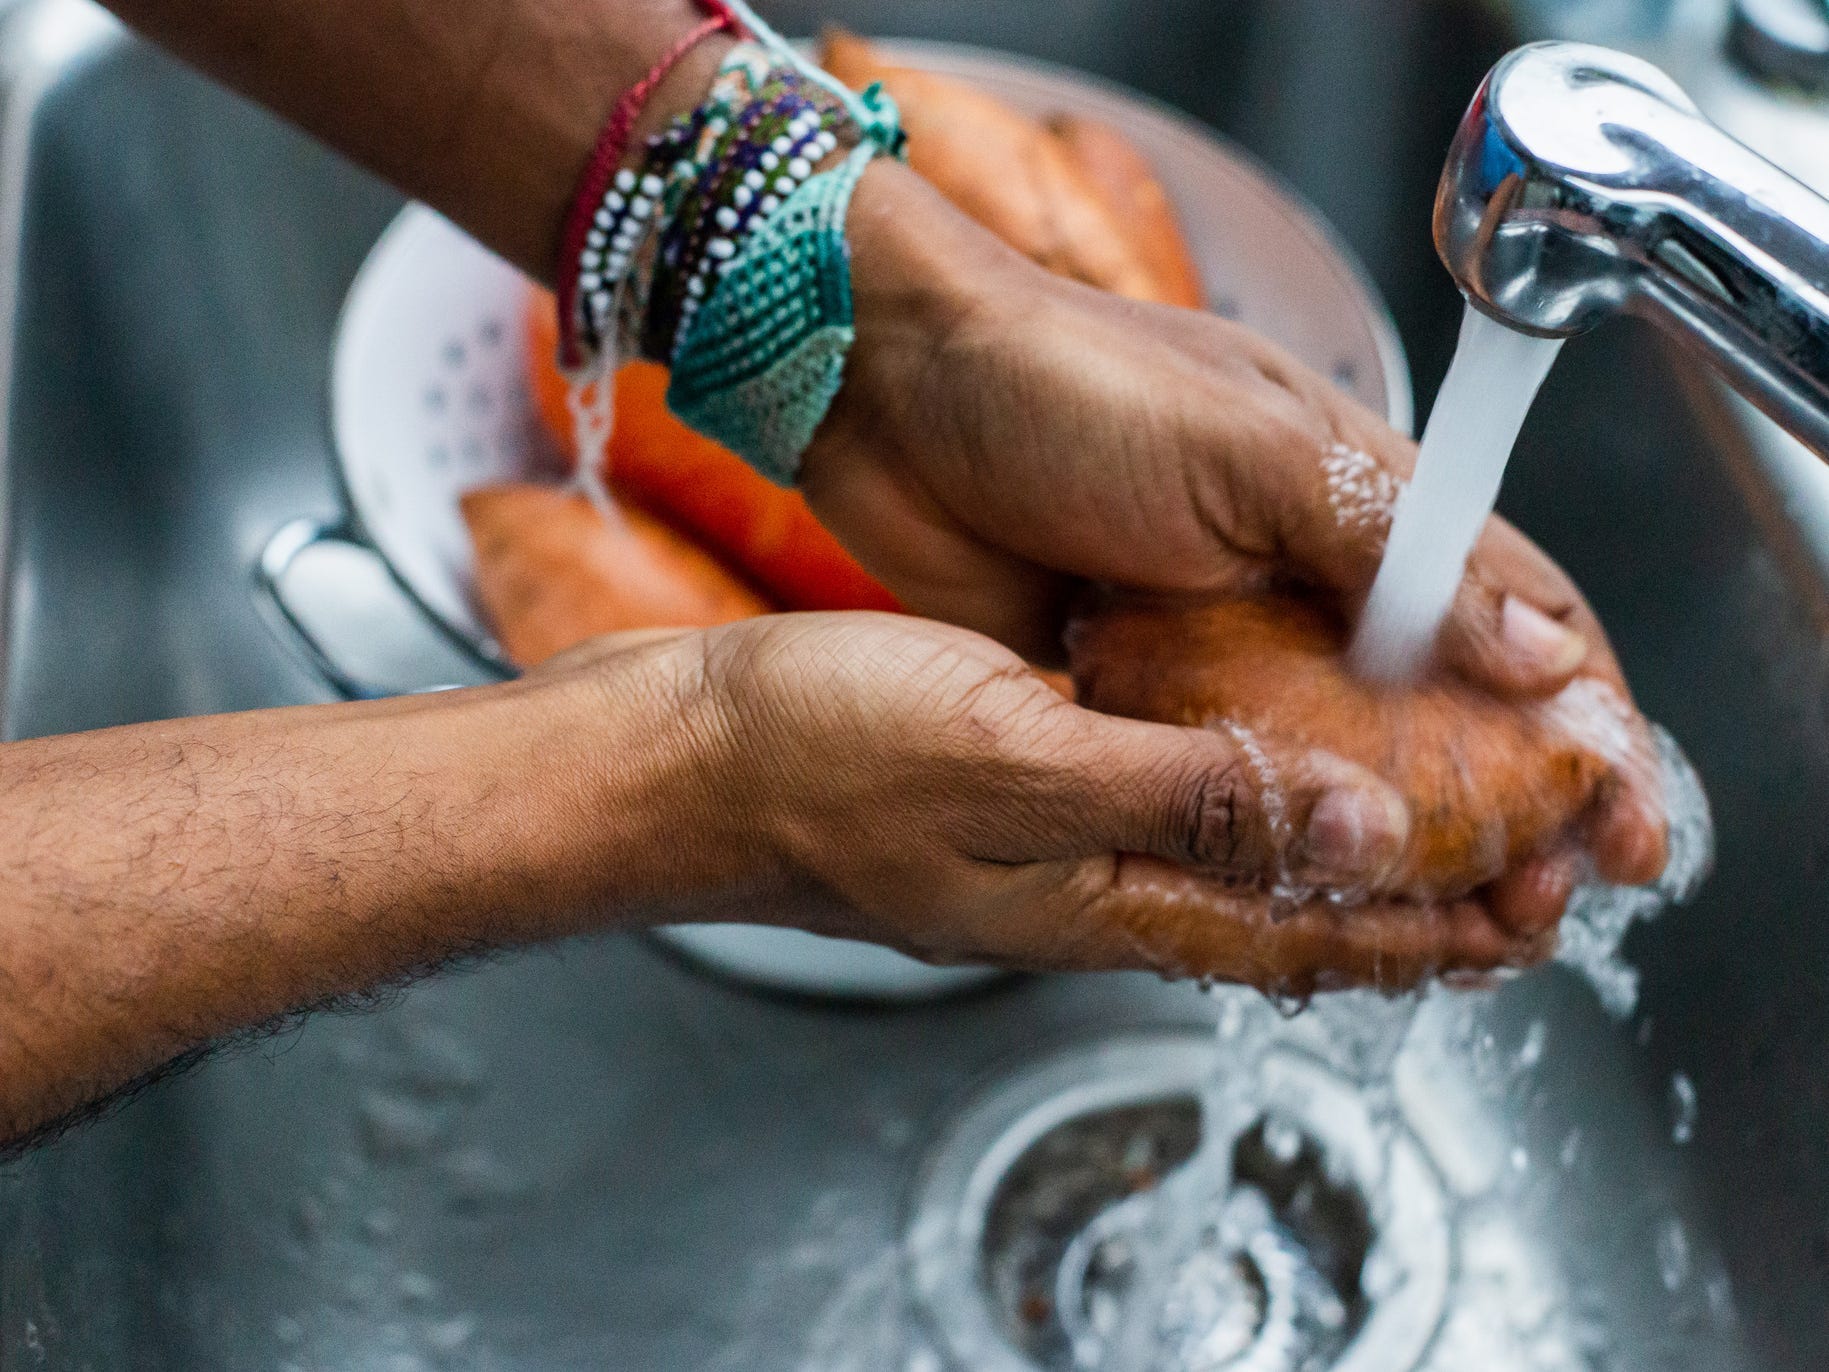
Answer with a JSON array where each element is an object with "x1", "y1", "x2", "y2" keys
[{"x1": 555, "y1": 1, "x2": 744, "y2": 372}]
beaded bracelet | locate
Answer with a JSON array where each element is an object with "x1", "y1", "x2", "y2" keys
[
  {"x1": 554, "y1": 4, "x2": 738, "y2": 373},
  {"x1": 555, "y1": 9, "x2": 904, "y2": 488},
  {"x1": 667, "y1": 140, "x2": 879, "y2": 484},
  {"x1": 575, "y1": 52, "x2": 858, "y2": 368}
]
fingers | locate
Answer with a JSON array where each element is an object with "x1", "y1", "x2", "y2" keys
[
  {"x1": 1079, "y1": 855, "x2": 1550, "y2": 994},
  {"x1": 1544, "y1": 673, "x2": 1671, "y2": 888},
  {"x1": 1015, "y1": 701, "x2": 1411, "y2": 891},
  {"x1": 1235, "y1": 377, "x2": 1671, "y2": 892},
  {"x1": 1431, "y1": 520, "x2": 1596, "y2": 698},
  {"x1": 1586, "y1": 776, "x2": 1668, "y2": 887},
  {"x1": 1487, "y1": 847, "x2": 1583, "y2": 936},
  {"x1": 1231, "y1": 361, "x2": 1596, "y2": 700}
]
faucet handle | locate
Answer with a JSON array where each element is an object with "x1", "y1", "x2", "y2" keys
[
  {"x1": 1436, "y1": 42, "x2": 1709, "y2": 336},
  {"x1": 1438, "y1": 41, "x2": 1829, "y2": 460}
]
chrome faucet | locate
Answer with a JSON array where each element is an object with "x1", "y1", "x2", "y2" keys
[{"x1": 1436, "y1": 41, "x2": 1829, "y2": 460}]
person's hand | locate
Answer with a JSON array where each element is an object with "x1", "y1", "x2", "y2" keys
[
  {"x1": 802, "y1": 161, "x2": 1667, "y2": 890},
  {"x1": 525, "y1": 613, "x2": 1544, "y2": 993},
  {"x1": 1070, "y1": 589, "x2": 1668, "y2": 937}
]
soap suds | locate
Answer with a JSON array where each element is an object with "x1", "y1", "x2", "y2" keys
[{"x1": 1321, "y1": 442, "x2": 1401, "y2": 533}]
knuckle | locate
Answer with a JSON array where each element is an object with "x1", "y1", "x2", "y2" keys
[{"x1": 1181, "y1": 762, "x2": 1253, "y2": 869}]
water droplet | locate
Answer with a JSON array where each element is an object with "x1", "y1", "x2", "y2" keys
[
  {"x1": 358, "y1": 1091, "x2": 448, "y2": 1163},
  {"x1": 1637, "y1": 1016, "x2": 1654, "y2": 1047},
  {"x1": 398, "y1": 1271, "x2": 438, "y2": 1307},
  {"x1": 1656, "y1": 1218, "x2": 1691, "y2": 1292},
  {"x1": 440, "y1": 1145, "x2": 532, "y2": 1212},
  {"x1": 273, "y1": 1315, "x2": 303, "y2": 1345},
  {"x1": 291, "y1": 1194, "x2": 327, "y2": 1245},
  {"x1": 422, "y1": 1316, "x2": 477, "y2": 1354},
  {"x1": 1669, "y1": 1072, "x2": 1698, "y2": 1146},
  {"x1": 1262, "y1": 1116, "x2": 1305, "y2": 1165},
  {"x1": 1269, "y1": 987, "x2": 1312, "y2": 1019},
  {"x1": 1559, "y1": 1128, "x2": 1582, "y2": 1170},
  {"x1": 1517, "y1": 1021, "x2": 1547, "y2": 1070},
  {"x1": 1705, "y1": 1269, "x2": 1737, "y2": 1330},
  {"x1": 1510, "y1": 1145, "x2": 1530, "y2": 1173}
]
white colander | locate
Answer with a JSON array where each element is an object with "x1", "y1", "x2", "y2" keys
[{"x1": 259, "y1": 41, "x2": 1413, "y2": 1000}]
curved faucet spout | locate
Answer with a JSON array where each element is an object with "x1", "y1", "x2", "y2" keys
[{"x1": 1437, "y1": 41, "x2": 1829, "y2": 461}]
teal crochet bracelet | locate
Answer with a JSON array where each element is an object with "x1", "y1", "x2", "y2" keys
[
  {"x1": 666, "y1": 141, "x2": 880, "y2": 486},
  {"x1": 556, "y1": 8, "x2": 904, "y2": 488}
]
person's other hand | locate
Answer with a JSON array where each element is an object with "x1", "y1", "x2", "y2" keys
[
  {"x1": 803, "y1": 161, "x2": 1667, "y2": 893},
  {"x1": 1070, "y1": 590, "x2": 1668, "y2": 938},
  {"x1": 527, "y1": 613, "x2": 1545, "y2": 993}
]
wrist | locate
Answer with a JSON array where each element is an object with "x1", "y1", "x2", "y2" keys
[
  {"x1": 438, "y1": 7, "x2": 736, "y2": 283},
  {"x1": 801, "y1": 159, "x2": 1032, "y2": 491},
  {"x1": 432, "y1": 637, "x2": 765, "y2": 941}
]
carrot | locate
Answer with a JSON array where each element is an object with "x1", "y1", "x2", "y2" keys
[
  {"x1": 524, "y1": 297, "x2": 899, "y2": 614},
  {"x1": 1048, "y1": 114, "x2": 1206, "y2": 310},
  {"x1": 461, "y1": 483, "x2": 768, "y2": 669}
]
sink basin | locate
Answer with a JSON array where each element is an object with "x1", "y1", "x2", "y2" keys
[{"x1": 0, "y1": 2, "x2": 1824, "y2": 1368}]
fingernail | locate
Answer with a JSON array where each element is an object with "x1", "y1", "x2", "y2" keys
[
  {"x1": 1304, "y1": 786, "x2": 1407, "y2": 881},
  {"x1": 1501, "y1": 597, "x2": 1587, "y2": 677}
]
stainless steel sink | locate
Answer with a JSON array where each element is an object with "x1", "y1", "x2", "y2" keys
[{"x1": 0, "y1": 1, "x2": 1825, "y2": 1368}]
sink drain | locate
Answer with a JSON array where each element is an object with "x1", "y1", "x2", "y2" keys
[{"x1": 906, "y1": 1032, "x2": 1450, "y2": 1372}]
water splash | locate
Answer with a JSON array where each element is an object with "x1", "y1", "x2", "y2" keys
[
  {"x1": 1554, "y1": 726, "x2": 1715, "y2": 1018},
  {"x1": 1669, "y1": 1073, "x2": 1698, "y2": 1146},
  {"x1": 1092, "y1": 726, "x2": 1712, "y2": 1369},
  {"x1": 1656, "y1": 1218, "x2": 1692, "y2": 1293}
]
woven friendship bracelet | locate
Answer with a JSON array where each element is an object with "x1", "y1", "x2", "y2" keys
[
  {"x1": 572, "y1": 50, "x2": 856, "y2": 370},
  {"x1": 668, "y1": 142, "x2": 878, "y2": 484}
]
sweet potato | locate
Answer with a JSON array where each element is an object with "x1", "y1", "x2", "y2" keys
[
  {"x1": 1070, "y1": 592, "x2": 1615, "y2": 903},
  {"x1": 819, "y1": 30, "x2": 1169, "y2": 304},
  {"x1": 1049, "y1": 113, "x2": 1205, "y2": 309},
  {"x1": 462, "y1": 483, "x2": 768, "y2": 668},
  {"x1": 524, "y1": 296, "x2": 899, "y2": 614}
]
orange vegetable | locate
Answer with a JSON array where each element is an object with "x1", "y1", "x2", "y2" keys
[
  {"x1": 819, "y1": 30, "x2": 1173, "y2": 305},
  {"x1": 1048, "y1": 113, "x2": 1206, "y2": 310},
  {"x1": 461, "y1": 482, "x2": 768, "y2": 669},
  {"x1": 524, "y1": 297, "x2": 898, "y2": 614},
  {"x1": 1070, "y1": 591, "x2": 1612, "y2": 902}
]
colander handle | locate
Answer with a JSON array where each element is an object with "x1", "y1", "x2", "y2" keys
[{"x1": 255, "y1": 517, "x2": 495, "y2": 701}]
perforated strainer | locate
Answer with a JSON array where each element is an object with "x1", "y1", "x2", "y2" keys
[{"x1": 258, "y1": 41, "x2": 1413, "y2": 999}]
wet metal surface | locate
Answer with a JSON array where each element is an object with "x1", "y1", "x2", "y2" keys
[{"x1": 0, "y1": 2, "x2": 1824, "y2": 1368}]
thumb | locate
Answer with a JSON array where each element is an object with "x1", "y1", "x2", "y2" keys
[{"x1": 1013, "y1": 701, "x2": 1412, "y2": 890}]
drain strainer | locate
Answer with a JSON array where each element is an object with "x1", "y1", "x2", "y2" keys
[{"x1": 905, "y1": 1032, "x2": 1451, "y2": 1372}]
